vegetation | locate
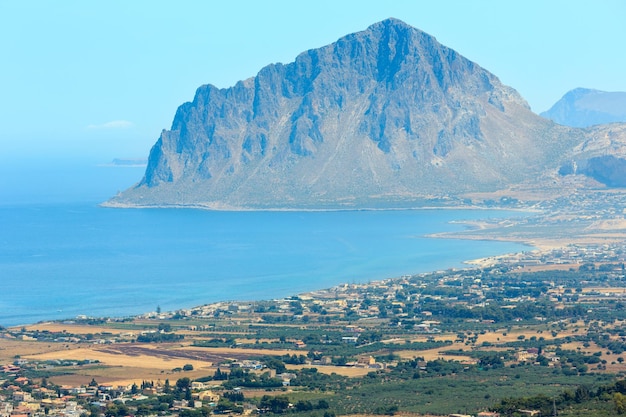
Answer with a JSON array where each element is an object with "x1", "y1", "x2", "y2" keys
[{"x1": 5, "y1": 265, "x2": 626, "y2": 416}]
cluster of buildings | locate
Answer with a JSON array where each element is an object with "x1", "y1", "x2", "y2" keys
[
  {"x1": 0, "y1": 364, "x2": 227, "y2": 417},
  {"x1": 0, "y1": 370, "x2": 86, "y2": 417}
]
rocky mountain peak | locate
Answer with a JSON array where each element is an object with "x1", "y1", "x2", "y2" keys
[{"x1": 106, "y1": 19, "x2": 589, "y2": 210}]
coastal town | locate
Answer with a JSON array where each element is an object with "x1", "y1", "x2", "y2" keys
[
  {"x1": 3, "y1": 238, "x2": 626, "y2": 417},
  {"x1": 6, "y1": 179, "x2": 626, "y2": 417}
]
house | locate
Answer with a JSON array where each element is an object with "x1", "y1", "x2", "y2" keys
[
  {"x1": 0, "y1": 402, "x2": 13, "y2": 417},
  {"x1": 69, "y1": 387, "x2": 85, "y2": 395},
  {"x1": 357, "y1": 356, "x2": 376, "y2": 366},
  {"x1": 477, "y1": 412, "x2": 500, "y2": 417},
  {"x1": 277, "y1": 373, "x2": 297, "y2": 386},
  {"x1": 11, "y1": 405, "x2": 32, "y2": 417},
  {"x1": 172, "y1": 400, "x2": 188, "y2": 409},
  {"x1": 190, "y1": 382, "x2": 206, "y2": 391},
  {"x1": 20, "y1": 403, "x2": 40, "y2": 413},
  {"x1": 12, "y1": 392, "x2": 32, "y2": 402},
  {"x1": 518, "y1": 410, "x2": 540, "y2": 416},
  {"x1": 516, "y1": 350, "x2": 537, "y2": 362},
  {"x1": 1, "y1": 365, "x2": 20, "y2": 373},
  {"x1": 13, "y1": 377, "x2": 29, "y2": 385},
  {"x1": 196, "y1": 390, "x2": 219, "y2": 402}
]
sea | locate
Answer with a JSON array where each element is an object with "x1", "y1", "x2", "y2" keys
[{"x1": 0, "y1": 160, "x2": 532, "y2": 327}]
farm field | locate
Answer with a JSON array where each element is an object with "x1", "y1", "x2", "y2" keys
[{"x1": 4, "y1": 262, "x2": 626, "y2": 416}]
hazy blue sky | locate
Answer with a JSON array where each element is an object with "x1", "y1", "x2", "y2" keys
[{"x1": 1, "y1": 0, "x2": 625, "y2": 162}]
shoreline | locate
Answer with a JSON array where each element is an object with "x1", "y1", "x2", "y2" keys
[
  {"x1": 6, "y1": 203, "x2": 619, "y2": 329},
  {"x1": 100, "y1": 200, "x2": 540, "y2": 213},
  {"x1": 7, "y1": 242, "x2": 537, "y2": 330}
]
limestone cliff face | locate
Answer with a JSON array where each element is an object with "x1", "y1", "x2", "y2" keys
[{"x1": 108, "y1": 18, "x2": 585, "y2": 209}]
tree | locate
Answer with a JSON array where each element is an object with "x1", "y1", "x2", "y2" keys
[
  {"x1": 264, "y1": 358, "x2": 286, "y2": 373},
  {"x1": 214, "y1": 368, "x2": 228, "y2": 380},
  {"x1": 615, "y1": 393, "x2": 626, "y2": 414},
  {"x1": 575, "y1": 385, "x2": 590, "y2": 403},
  {"x1": 104, "y1": 403, "x2": 129, "y2": 417},
  {"x1": 295, "y1": 400, "x2": 313, "y2": 412},
  {"x1": 259, "y1": 395, "x2": 290, "y2": 413},
  {"x1": 215, "y1": 399, "x2": 243, "y2": 414},
  {"x1": 158, "y1": 323, "x2": 172, "y2": 332},
  {"x1": 183, "y1": 364, "x2": 194, "y2": 371},
  {"x1": 179, "y1": 410, "x2": 203, "y2": 417},
  {"x1": 223, "y1": 391, "x2": 245, "y2": 402},
  {"x1": 176, "y1": 377, "x2": 191, "y2": 391},
  {"x1": 136, "y1": 405, "x2": 151, "y2": 416}
]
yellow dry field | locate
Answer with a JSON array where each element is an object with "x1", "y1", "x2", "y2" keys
[
  {"x1": 559, "y1": 340, "x2": 626, "y2": 373},
  {"x1": 21, "y1": 322, "x2": 124, "y2": 335},
  {"x1": 41, "y1": 366, "x2": 212, "y2": 389},
  {"x1": 11, "y1": 338, "x2": 317, "y2": 387},
  {"x1": 520, "y1": 263, "x2": 580, "y2": 272},
  {"x1": 286, "y1": 364, "x2": 372, "y2": 377},
  {"x1": 26, "y1": 345, "x2": 207, "y2": 369},
  {"x1": 395, "y1": 325, "x2": 585, "y2": 362},
  {"x1": 178, "y1": 345, "x2": 296, "y2": 357},
  {"x1": 0, "y1": 339, "x2": 73, "y2": 363},
  {"x1": 20, "y1": 343, "x2": 215, "y2": 387},
  {"x1": 592, "y1": 219, "x2": 626, "y2": 231},
  {"x1": 396, "y1": 346, "x2": 465, "y2": 362}
]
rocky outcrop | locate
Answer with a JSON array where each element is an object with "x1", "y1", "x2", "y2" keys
[{"x1": 106, "y1": 19, "x2": 614, "y2": 209}]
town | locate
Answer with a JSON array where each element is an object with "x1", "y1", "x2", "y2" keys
[{"x1": 3, "y1": 245, "x2": 626, "y2": 417}]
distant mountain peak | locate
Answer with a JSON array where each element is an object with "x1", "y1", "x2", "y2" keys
[
  {"x1": 105, "y1": 19, "x2": 619, "y2": 210},
  {"x1": 365, "y1": 17, "x2": 416, "y2": 32},
  {"x1": 541, "y1": 88, "x2": 626, "y2": 127}
]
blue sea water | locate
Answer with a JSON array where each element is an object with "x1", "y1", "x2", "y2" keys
[{"x1": 0, "y1": 162, "x2": 532, "y2": 327}]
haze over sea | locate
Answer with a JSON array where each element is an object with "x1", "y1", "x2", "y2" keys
[{"x1": 0, "y1": 160, "x2": 531, "y2": 327}]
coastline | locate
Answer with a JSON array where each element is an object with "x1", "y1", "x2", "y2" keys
[
  {"x1": 100, "y1": 199, "x2": 539, "y2": 213},
  {"x1": 6, "y1": 200, "x2": 622, "y2": 328},
  {"x1": 2, "y1": 205, "x2": 537, "y2": 328}
]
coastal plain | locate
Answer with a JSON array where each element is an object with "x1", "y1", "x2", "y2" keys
[
  {"x1": 4, "y1": 208, "x2": 626, "y2": 416},
  {"x1": 5, "y1": 192, "x2": 626, "y2": 388}
]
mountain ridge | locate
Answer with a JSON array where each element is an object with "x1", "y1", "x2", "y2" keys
[
  {"x1": 105, "y1": 18, "x2": 624, "y2": 210},
  {"x1": 541, "y1": 88, "x2": 626, "y2": 128}
]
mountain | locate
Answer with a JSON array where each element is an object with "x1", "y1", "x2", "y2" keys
[
  {"x1": 106, "y1": 19, "x2": 608, "y2": 210},
  {"x1": 541, "y1": 88, "x2": 626, "y2": 128}
]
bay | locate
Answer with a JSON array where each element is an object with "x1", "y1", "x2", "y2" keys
[
  {"x1": 0, "y1": 160, "x2": 532, "y2": 327},
  {"x1": 0, "y1": 203, "x2": 531, "y2": 327}
]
